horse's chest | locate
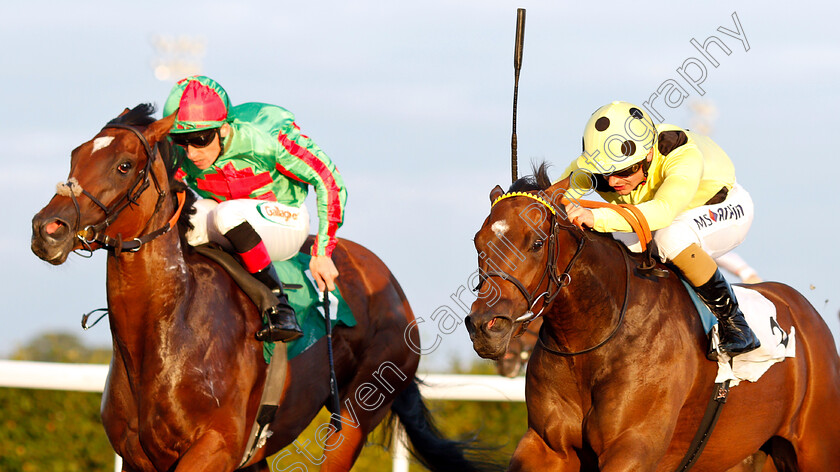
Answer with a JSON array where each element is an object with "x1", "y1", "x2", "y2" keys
[
  {"x1": 526, "y1": 361, "x2": 586, "y2": 429},
  {"x1": 105, "y1": 364, "x2": 226, "y2": 464}
]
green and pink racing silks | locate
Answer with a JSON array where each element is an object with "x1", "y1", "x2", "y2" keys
[{"x1": 175, "y1": 102, "x2": 347, "y2": 257}]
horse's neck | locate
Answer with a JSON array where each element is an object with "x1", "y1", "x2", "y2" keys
[
  {"x1": 545, "y1": 235, "x2": 628, "y2": 349},
  {"x1": 105, "y1": 228, "x2": 191, "y2": 375}
]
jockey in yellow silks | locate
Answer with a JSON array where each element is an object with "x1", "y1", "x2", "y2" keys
[{"x1": 560, "y1": 101, "x2": 759, "y2": 357}]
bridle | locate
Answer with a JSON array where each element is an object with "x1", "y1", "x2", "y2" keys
[
  {"x1": 61, "y1": 122, "x2": 184, "y2": 257},
  {"x1": 477, "y1": 192, "x2": 586, "y2": 322},
  {"x1": 477, "y1": 191, "x2": 630, "y2": 357}
]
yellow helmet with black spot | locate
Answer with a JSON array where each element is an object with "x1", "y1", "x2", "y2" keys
[{"x1": 576, "y1": 101, "x2": 657, "y2": 175}]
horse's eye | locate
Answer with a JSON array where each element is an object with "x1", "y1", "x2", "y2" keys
[
  {"x1": 531, "y1": 239, "x2": 544, "y2": 251},
  {"x1": 117, "y1": 162, "x2": 132, "y2": 175}
]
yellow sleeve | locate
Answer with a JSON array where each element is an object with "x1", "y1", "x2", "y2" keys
[{"x1": 591, "y1": 145, "x2": 703, "y2": 232}]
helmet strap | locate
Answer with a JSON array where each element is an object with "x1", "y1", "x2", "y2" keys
[
  {"x1": 216, "y1": 128, "x2": 225, "y2": 157},
  {"x1": 638, "y1": 130, "x2": 657, "y2": 186}
]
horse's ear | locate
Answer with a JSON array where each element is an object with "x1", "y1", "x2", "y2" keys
[
  {"x1": 118, "y1": 108, "x2": 131, "y2": 117},
  {"x1": 489, "y1": 185, "x2": 504, "y2": 204},
  {"x1": 143, "y1": 112, "x2": 177, "y2": 145},
  {"x1": 546, "y1": 176, "x2": 571, "y2": 205}
]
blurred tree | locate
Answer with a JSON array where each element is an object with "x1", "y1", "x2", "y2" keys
[
  {"x1": 11, "y1": 332, "x2": 111, "y2": 364},
  {"x1": 267, "y1": 358, "x2": 525, "y2": 471},
  {"x1": 422, "y1": 359, "x2": 526, "y2": 467},
  {"x1": 0, "y1": 331, "x2": 112, "y2": 472},
  {"x1": 2, "y1": 333, "x2": 526, "y2": 471}
]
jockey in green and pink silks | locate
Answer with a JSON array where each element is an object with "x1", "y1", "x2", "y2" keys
[{"x1": 163, "y1": 75, "x2": 347, "y2": 343}]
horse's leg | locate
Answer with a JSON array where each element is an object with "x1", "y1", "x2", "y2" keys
[
  {"x1": 102, "y1": 356, "x2": 157, "y2": 472},
  {"x1": 792, "y1": 429, "x2": 840, "y2": 471},
  {"x1": 173, "y1": 430, "x2": 239, "y2": 472},
  {"x1": 321, "y1": 365, "x2": 404, "y2": 472},
  {"x1": 115, "y1": 441, "x2": 155, "y2": 472},
  {"x1": 756, "y1": 284, "x2": 840, "y2": 472},
  {"x1": 317, "y1": 332, "x2": 416, "y2": 470},
  {"x1": 321, "y1": 412, "x2": 378, "y2": 472},
  {"x1": 508, "y1": 428, "x2": 581, "y2": 472}
]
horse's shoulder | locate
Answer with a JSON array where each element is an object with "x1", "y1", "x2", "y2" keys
[{"x1": 317, "y1": 237, "x2": 384, "y2": 269}]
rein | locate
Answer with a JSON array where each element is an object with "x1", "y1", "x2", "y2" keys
[
  {"x1": 60, "y1": 123, "x2": 184, "y2": 256},
  {"x1": 536, "y1": 243, "x2": 631, "y2": 356},
  {"x1": 561, "y1": 195, "x2": 665, "y2": 273},
  {"x1": 480, "y1": 191, "x2": 646, "y2": 356},
  {"x1": 480, "y1": 192, "x2": 586, "y2": 325}
]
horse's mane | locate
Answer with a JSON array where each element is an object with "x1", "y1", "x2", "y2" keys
[
  {"x1": 508, "y1": 161, "x2": 646, "y2": 259},
  {"x1": 505, "y1": 161, "x2": 615, "y2": 243},
  {"x1": 109, "y1": 103, "x2": 157, "y2": 127},
  {"x1": 508, "y1": 161, "x2": 552, "y2": 193},
  {"x1": 109, "y1": 103, "x2": 197, "y2": 236}
]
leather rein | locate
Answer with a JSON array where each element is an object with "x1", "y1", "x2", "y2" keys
[
  {"x1": 65, "y1": 122, "x2": 185, "y2": 257},
  {"x1": 479, "y1": 191, "x2": 641, "y2": 357}
]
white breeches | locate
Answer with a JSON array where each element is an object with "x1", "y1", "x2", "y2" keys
[
  {"x1": 185, "y1": 198, "x2": 310, "y2": 261},
  {"x1": 613, "y1": 183, "x2": 754, "y2": 262}
]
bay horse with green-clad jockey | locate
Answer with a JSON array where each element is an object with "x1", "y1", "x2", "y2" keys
[{"x1": 31, "y1": 104, "x2": 503, "y2": 472}]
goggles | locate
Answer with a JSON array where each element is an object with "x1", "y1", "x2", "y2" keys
[
  {"x1": 171, "y1": 129, "x2": 218, "y2": 148},
  {"x1": 601, "y1": 161, "x2": 644, "y2": 178}
]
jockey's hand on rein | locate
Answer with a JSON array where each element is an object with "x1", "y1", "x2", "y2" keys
[
  {"x1": 564, "y1": 203, "x2": 594, "y2": 229},
  {"x1": 310, "y1": 255, "x2": 339, "y2": 292}
]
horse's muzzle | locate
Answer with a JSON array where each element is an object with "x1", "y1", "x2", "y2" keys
[
  {"x1": 31, "y1": 211, "x2": 74, "y2": 265},
  {"x1": 465, "y1": 313, "x2": 513, "y2": 360}
]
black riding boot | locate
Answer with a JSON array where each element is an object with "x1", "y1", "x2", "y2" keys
[
  {"x1": 694, "y1": 269, "x2": 760, "y2": 357},
  {"x1": 252, "y1": 264, "x2": 303, "y2": 343}
]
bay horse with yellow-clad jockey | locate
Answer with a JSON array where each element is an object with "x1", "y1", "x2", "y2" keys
[
  {"x1": 466, "y1": 162, "x2": 840, "y2": 471},
  {"x1": 493, "y1": 255, "x2": 763, "y2": 379},
  {"x1": 31, "y1": 104, "x2": 503, "y2": 472}
]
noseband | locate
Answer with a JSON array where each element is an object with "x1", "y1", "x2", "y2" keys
[{"x1": 61, "y1": 122, "x2": 183, "y2": 256}]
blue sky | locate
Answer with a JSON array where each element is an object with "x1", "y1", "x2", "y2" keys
[{"x1": 3, "y1": 1, "x2": 838, "y2": 371}]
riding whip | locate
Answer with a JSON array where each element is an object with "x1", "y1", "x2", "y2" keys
[
  {"x1": 324, "y1": 289, "x2": 342, "y2": 431},
  {"x1": 511, "y1": 8, "x2": 526, "y2": 183}
]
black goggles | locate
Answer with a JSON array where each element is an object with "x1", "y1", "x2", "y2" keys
[
  {"x1": 601, "y1": 161, "x2": 644, "y2": 178},
  {"x1": 171, "y1": 129, "x2": 218, "y2": 148}
]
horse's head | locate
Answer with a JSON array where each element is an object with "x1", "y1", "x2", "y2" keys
[
  {"x1": 465, "y1": 171, "x2": 580, "y2": 360},
  {"x1": 31, "y1": 105, "x2": 177, "y2": 264}
]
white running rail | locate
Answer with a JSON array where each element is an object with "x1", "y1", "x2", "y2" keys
[{"x1": 0, "y1": 359, "x2": 525, "y2": 471}]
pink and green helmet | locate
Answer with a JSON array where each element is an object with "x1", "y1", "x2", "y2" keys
[{"x1": 163, "y1": 75, "x2": 232, "y2": 134}]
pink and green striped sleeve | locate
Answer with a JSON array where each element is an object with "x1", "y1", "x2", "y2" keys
[{"x1": 274, "y1": 122, "x2": 347, "y2": 257}]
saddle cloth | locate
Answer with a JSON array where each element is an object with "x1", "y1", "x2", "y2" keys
[
  {"x1": 680, "y1": 280, "x2": 796, "y2": 387},
  {"x1": 262, "y1": 252, "x2": 356, "y2": 363}
]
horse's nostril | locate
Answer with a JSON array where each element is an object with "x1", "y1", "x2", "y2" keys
[
  {"x1": 488, "y1": 316, "x2": 510, "y2": 333},
  {"x1": 41, "y1": 218, "x2": 69, "y2": 241},
  {"x1": 45, "y1": 221, "x2": 63, "y2": 235}
]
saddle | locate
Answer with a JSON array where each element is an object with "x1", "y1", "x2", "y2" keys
[
  {"x1": 679, "y1": 277, "x2": 796, "y2": 385},
  {"x1": 193, "y1": 244, "x2": 356, "y2": 362},
  {"x1": 567, "y1": 196, "x2": 794, "y2": 379}
]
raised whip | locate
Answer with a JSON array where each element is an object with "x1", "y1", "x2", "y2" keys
[{"x1": 511, "y1": 8, "x2": 526, "y2": 183}]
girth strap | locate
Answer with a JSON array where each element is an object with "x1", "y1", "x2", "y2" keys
[
  {"x1": 238, "y1": 344, "x2": 288, "y2": 468},
  {"x1": 675, "y1": 380, "x2": 730, "y2": 471}
]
